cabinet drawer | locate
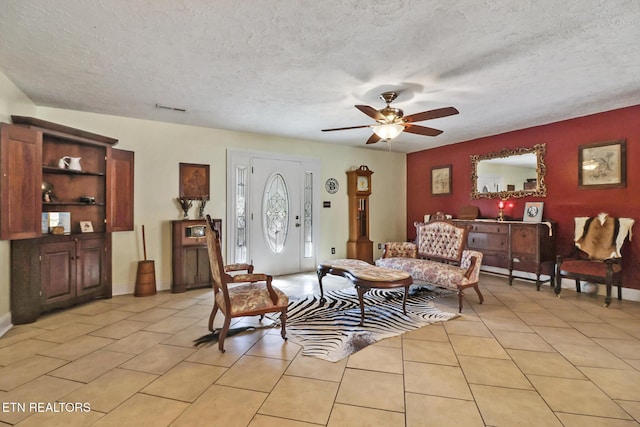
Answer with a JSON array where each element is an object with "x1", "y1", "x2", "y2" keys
[
  {"x1": 468, "y1": 223, "x2": 509, "y2": 234},
  {"x1": 468, "y1": 232, "x2": 508, "y2": 251},
  {"x1": 481, "y1": 251, "x2": 510, "y2": 269}
]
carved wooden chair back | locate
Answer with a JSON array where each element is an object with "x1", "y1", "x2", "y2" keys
[{"x1": 204, "y1": 215, "x2": 288, "y2": 352}]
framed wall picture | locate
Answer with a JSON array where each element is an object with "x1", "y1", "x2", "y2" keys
[
  {"x1": 431, "y1": 164, "x2": 452, "y2": 196},
  {"x1": 179, "y1": 163, "x2": 210, "y2": 200},
  {"x1": 578, "y1": 140, "x2": 626, "y2": 189},
  {"x1": 80, "y1": 221, "x2": 94, "y2": 233},
  {"x1": 523, "y1": 202, "x2": 544, "y2": 223}
]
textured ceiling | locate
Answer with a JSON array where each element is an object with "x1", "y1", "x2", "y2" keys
[{"x1": 1, "y1": 1, "x2": 639, "y2": 153}]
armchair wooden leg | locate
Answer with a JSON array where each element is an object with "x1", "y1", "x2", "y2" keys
[
  {"x1": 554, "y1": 268, "x2": 562, "y2": 297},
  {"x1": 605, "y1": 264, "x2": 613, "y2": 307},
  {"x1": 208, "y1": 304, "x2": 219, "y2": 331},
  {"x1": 457, "y1": 290, "x2": 464, "y2": 313},
  {"x1": 473, "y1": 284, "x2": 484, "y2": 304},
  {"x1": 218, "y1": 316, "x2": 232, "y2": 353}
]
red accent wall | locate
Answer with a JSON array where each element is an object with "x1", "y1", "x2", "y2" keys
[{"x1": 407, "y1": 104, "x2": 640, "y2": 289}]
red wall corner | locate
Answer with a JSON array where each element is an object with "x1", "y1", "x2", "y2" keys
[{"x1": 407, "y1": 104, "x2": 640, "y2": 289}]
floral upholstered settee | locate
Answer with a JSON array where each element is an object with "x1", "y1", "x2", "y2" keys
[{"x1": 375, "y1": 220, "x2": 484, "y2": 312}]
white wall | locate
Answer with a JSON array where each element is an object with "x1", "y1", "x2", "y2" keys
[
  {"x1": 0, "y1": 73, "x2": 407, "y2": 324},
  {"x1": 34, "y1": 107, "x2": 407, "y2": 296},
  {"x1": 0, "y1": 72, "x2": 37, "y2": 331}
]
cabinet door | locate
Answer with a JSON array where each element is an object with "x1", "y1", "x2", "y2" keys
[
  {"x1": 183, "y1": 246, "x2": 211, "y2": 285},
  {"x1": 511, "y1": 225, "x2": 538, "y2": 256},
  {"x1": 77, "y1": 237, "x2": 106, "y2": 296},
  {"x1": 0, "y1": 123, "x2": 42, "y2": 240},
  {"x1": 109, "y1": 148, "x2": 134, "y2": 231},
  {"x1": 41, "y1": 240, "x2": 76, "y2": 304}
]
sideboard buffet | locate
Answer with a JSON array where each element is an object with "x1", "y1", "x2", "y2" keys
[
  {"x1": 454, "y1": 219, "x2": 557, "y2": 290},
  {"x1": 1, "y1": 116, "x2": 134, "y2": 324}
]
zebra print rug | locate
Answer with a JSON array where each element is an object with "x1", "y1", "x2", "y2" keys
[{"x1": 275, "y1": 287, "x2": 459, "y2": 362}]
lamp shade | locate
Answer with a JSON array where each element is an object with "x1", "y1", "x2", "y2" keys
[{"x1": 372, "y1": 123, "x2": 404, "y2": 140}]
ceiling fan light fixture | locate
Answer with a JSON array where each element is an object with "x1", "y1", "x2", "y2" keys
[{"x1": 373, "y1": 123, "x2": 404, "y2": 140}]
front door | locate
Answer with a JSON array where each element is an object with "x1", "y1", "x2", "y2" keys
[{"x1": 250, "y1": 157, "x2": 302, "y2": 274}]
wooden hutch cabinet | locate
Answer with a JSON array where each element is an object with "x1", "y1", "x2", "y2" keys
[
  {"x1": 454, "y1": 220, "x2": 556, "y2": 290},
  {"x1": 1, "y1": 116, "x2": 133, "y2": 324},
  {"x1": 171, "y1": 218, "x2": 221, "y2": 293}
]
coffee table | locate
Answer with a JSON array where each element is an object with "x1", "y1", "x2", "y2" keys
[{"x1": 317, "y1": 259, "x2": 413, "y2": 325}]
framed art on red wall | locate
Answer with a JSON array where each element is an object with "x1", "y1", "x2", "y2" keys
[
  {"x1": 431, "y1": 164, "x2": 452, "y2": 196},
  {"x1": 578, "y1": 140, "x2": 626, "y2": 189}
]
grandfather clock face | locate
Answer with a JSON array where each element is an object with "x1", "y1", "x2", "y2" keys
[{"x1": 357, "y1": 175, "x2": 369, "y2": 192}]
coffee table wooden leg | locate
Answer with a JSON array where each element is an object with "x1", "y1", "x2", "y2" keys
[
  {"x1": 316, "y1": 268, "x2": 326, "y2": 304},
  {"x1": 356, "y1": 285, "x2": 367, "y2": 326},
  {"x1": 402, "y1": 286, "x2": 408, "y2": 314}
]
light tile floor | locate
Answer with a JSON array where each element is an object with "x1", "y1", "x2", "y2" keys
[{"x1": 2, "y1": 272, "x2": 640, "y2": 426}]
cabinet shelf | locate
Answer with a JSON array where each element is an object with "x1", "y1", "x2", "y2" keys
[{"x1": 43, "y1": 165, "x2": 105, "y2": 176}]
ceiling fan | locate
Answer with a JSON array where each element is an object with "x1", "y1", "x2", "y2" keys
[{"x1": 322, "y1": 91, "x2": 459, "y2": 144}]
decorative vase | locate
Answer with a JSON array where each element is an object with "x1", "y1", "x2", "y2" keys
[
  {"x1": 198, "y1": 199, "x2": 208, "y2": 219},
  {"x1": 177, "y1": 197, "x2": 193, "y2": 219}
]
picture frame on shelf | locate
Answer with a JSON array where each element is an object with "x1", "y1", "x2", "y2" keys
[
  {"x1": 431, "y1": 164, "x2": 452, "y2": 196},
  {"x1": 523, "y1": 202, "x2": 544, "y2": 223},
  {"x1": 80, "y1": 221, "x2": 94, "y2": 233},
  {"x1": 179, "y1": 162, "x2": 210, "y2": 200},
  {"x1": 578, "y1": 140, "x2": 626, "y2": 189}
]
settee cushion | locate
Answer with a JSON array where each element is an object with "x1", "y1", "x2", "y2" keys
[
  {"x1": 415, "y1": 221, "x2": 468, "y2": 263},
  {"x1": 382, "y1": 241, "x2": 418, "y2": 258},
  {"x1": 376, "y1": 249, "x2": 483, "y2": 290}
]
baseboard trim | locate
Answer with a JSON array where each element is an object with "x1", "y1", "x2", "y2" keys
[
  {"x1": 480, "y1": 266, "x2": 640, "y2": 302},
  {"x1": 0, "y1": 312, "x2": 13, "y2": 338},
  {"x1": 112, "y1": 281, "x2": 169, "y2": 296}
]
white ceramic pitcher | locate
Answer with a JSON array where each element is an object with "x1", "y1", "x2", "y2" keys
[{"x1": 59, "y1": 156, "x2": 82, "y2": 171}]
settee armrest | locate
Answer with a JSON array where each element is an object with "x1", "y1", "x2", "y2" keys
[
  {"x1": 461, "y1": 250, "x2": 483, "y2": 283},
  {"x1": 382, "y1": 242, "x2": 418, "y2": 259}
]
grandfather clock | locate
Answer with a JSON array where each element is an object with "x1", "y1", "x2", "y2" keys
[{"x1": 346, "y1": 165, "x2": 374, "y2": 263}]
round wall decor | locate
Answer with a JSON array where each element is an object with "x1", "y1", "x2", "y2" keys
[{"x1": 325, "y1": 178, "x2": 339, "y2": 194}]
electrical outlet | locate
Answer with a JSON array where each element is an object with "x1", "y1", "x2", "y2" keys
[
  {"x1": 378, "y1": 243, "x2": 382, "y2": 249},
  {"x1": 331, "y1": 247, "x2": 335, "y2": 254}
]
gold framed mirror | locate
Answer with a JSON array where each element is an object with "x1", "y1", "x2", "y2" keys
[{"x1": 470, "y1": 144, "x2": 547, "y2": 199}]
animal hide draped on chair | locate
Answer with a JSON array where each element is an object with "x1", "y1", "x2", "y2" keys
[{"x1": 576, "y1": 213, "x2": 620, "y2": 260}]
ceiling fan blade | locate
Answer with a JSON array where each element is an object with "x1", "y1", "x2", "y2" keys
[
  {"x1": 366, "y1": 133, "x2": 381, "y2": 144},
  {"x1": 403, "y1": 124, "x2": 443, "y2": 137},
  {"x1": 403, "y1": 106, "x2": 459, "y2": 123},
  {"x1": 355, "y1": 105, "x2": 385, "y2": 121},
  {"x1": 322, "y1": 125, "x2": 371, "y2": 132}
]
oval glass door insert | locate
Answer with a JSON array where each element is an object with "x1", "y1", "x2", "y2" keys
[{"x1": 262, "y1": 173, "x2": 289, "y2": 253}]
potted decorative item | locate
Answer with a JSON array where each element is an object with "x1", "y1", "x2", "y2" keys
[
  {"x1": 198, "y1": 198, "x2": 208, "y2": 219},
  {"x1": 176, "y1": 197, "x2": 193, "y2": 219}
]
